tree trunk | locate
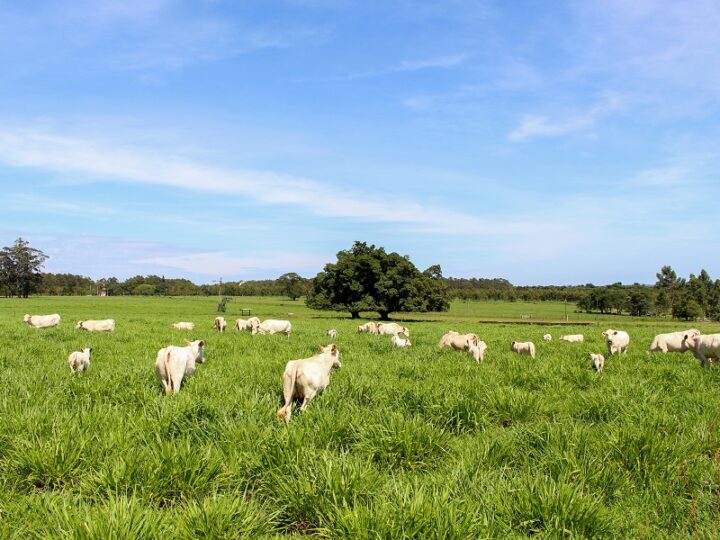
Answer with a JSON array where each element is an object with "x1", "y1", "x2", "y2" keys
[
  {"x1": 378, "y1": 311, "x2": 390, "y2": 321},
  {"x1": 350, "y1": 311, "x2": 360, "y2": 319}
]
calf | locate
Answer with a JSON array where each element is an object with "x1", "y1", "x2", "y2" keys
[
  {"x1": 155, "y1": 339, "x2": 206, "y2": 395},
  {"x1": 589, "y1": 353, "x2": 605, "y2": 372},
  {"x1": 277, "y1": 344, "x2": 341, "y2": 422},
  {"x1": 68, "y1": 348, "x2": 92, "y2": 373},
  {"x1": 511, "y1": 341, "x2": 536, "y2": 359},
  {"x1": 559, "y1": 334, "x2": 584, "y2": 343},
  {"x1": 391, "y1": 335, "x2": 412, "y2": 348},
  {"x1": 214, "y1": 317, "x2": 227, "y2": 333},
  {"x1": 172, "y1": 322, "x2": 194, "y2": 330},
  {"x1": 468, "y1": 339, "x2": 487, "y2": 363},
  {"x1": 327, "y1": 329, "x2": 338, "y2": 339},
  {"x1": 543, "y1": 334, "x2": 552, "y2": 342}
]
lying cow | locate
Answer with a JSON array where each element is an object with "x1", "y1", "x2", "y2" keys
[
  {"x1": 682, "y1": 333, "x2": 720, "y2": 368},
  {"x1": 76, "y1": 319, "x2": 115, "y2": 332},
  {"x1": 511, "y1": 340, "x2": 536, "y2": 359},
  {"x1": 172, "y1": 321, "x2": 194, "y2": 330},
  {"x1": 155, "y1": 339, "x2": 206, "y2": 395},
  {"x1": 214, "y1": 317, "x2": 227, "y2": 333},
  {"x1": 603, "y1": 329, "x2": 630, "y2": 355},
  {"x1": 391, "y1": 335, "x2": 411, "y2": 348},
  {"x1": 589, "y1": 353, "x2": 605, "y2": 372},
  {"x1": 438, "y1": 331, "x2": 479, "y2": 351},
  {"x1": 68, "y1": 348, "x2": 92, "y2": 373},
  {"x1": 24, "y1": 314, "x2": 61, "y2": 328},
  {"x1": 277, "y1": 344, "x2": 341, "y2": 422},
  {"x1": 377, "y1": 322, "x2": 409, "y2": 336},
  {"x1": 468, "y1": 339, "x2": 487, "y2": 363},
  {"x1": 327, "y1": 329, "x2": 338, "y2": 339},
  {"x1": 358, "y1": 322, "x2": 379, "y2": 334},
  {"x1": 543, "y1": 334, "x2": 552, "y2": 342},
  {"x1": 648, "y1": 329, "x2": 700, "y2": 353},
  {"x1": 559, "y1": 334, "x2": 584, "y2": 343},
  {"x1": 252, "y1": 319, "x2": 292, "y2": 338}
]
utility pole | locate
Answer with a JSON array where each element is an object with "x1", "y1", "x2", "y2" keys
[{"x1": 564, "y1": 298, "x2": 568, "y2": 321}]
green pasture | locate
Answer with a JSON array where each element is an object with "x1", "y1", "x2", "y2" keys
[{"x1": 1, "y1": 296, "x2": 720, "y2": 538}]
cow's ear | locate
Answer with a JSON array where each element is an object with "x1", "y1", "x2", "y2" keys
[
  {"x1": 331, "y1": 344, "x2": 337, "y2": 354},
  {"x1": 613, "y1": 331, "x2": 618, "y2": 335},
  {"x1": 198, "y1": 340, "x2": 205, "y2": 347}
]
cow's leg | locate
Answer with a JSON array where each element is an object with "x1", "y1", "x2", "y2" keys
[
  {"x1": 698, "y1": 352, "x2": 709, "y2": 368},
  {"x1": 299, "y1": 391, "x2": 316, "y2": 411}
]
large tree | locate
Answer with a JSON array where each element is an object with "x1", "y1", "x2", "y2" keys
[
  {"x1": 276, "y1": 272, "x2": 307, "y2": 301},
  {"x1": 0, "y1": 238, "x2": 48, "y2": 298},
  {"x1": 307, "y1": 241, "x2": 450, "y2": 319}
]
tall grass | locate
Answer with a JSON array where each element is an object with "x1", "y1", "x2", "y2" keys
[{"x1": 1, "y1": 296, "x2": 720, "y2": 537}]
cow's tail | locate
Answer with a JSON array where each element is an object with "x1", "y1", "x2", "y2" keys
[
  {"x1": 277, "y1": 366, "x2": 297, "y2": 422},
  {"x1": 164, "y1": 350, "x2": 173, "y2": 395}
]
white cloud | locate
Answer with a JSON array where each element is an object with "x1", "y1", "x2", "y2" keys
[
  {"x1": 0, "y1": 126, "x2": 515, "y2": 237},
  {"x1": 134, "y1": 252, "x2": 328, "y2": 276}
]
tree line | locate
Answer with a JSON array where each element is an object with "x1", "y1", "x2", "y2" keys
[{"x1": 2, "y1": 237, "x2": 719, "y2": 321}]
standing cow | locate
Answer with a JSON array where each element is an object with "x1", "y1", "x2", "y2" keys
[
  {"x1": 252, "y1": 319, "x2": 292, "y2": 338},
  {"x1": 214, "y1": 317, "x2": 227, "y2": 333},
  {"x1": 603, "y1": 329, "x2": 630, "y2": 355},
  {"x1": 68, "y1": 348, "x2": 92, "y2": 373},
  {"x1": 589, "y1": 353, "x2": 605, "y2": 372},
  {"x1": 377, "y1": 323, "x2": 409, "y2": 336},
  {"x1": 155, "y1": 339, "x2": 206, "y2": 395},
  {"x1": 439, "y1": 331, "x2": 479, "y2": 351},
  {"x1": 468, "y1": 339, "x2": 487, "y2": 363},
  {"x1": 648, "y1": 329, "x2": 700, "y2": 353},
  {"x1": 511, "y1": 341, "x2": 536, "y2": 359},
  {"x1": 276, "y1": 344, "x2": 341, "y2": 422},
  {"x1": 682, "y1": 333, "x2": 720, "y2": 368}
]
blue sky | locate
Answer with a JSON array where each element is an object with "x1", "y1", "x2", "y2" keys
[{"x1": 1, "y1": 0, "x2": 719, "y2": 285}]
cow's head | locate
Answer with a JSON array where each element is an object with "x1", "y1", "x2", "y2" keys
[
  {"x1": 84, "y1": 348, "x2": 93, "y2": 356},
  {"x1": 75, "y1": 321, "x2": 84, "y2": 330},
  {"x1": 322, "y1": 343, "x2": 341, "y2": 368},
  {"x1": 682, "y1": 334, "x2": 697, "y2": 351},
  {"x1": 23, "y1": 314, "x2": 31, "y2": 323}
]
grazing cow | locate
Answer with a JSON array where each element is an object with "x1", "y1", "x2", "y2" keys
[
  {"x1": 68, "y1": 348, "x2": 92, "y2": 373},
  {"x1": 648, "y1": 329, "x2": 701, "y2": 353},
  {"x1": 24, "y1": 314, "x2": 61, "y2": 328},
  {"x1": 603, "y1": 329, "x2": 630, "y2": 355},
  {"x1": 214, "y1": 317, "x2": 227, "y2": 333},
  {"x1": 559, "y1": 334, "x2": 584, "y2": 343},
  {"x1": 589, "y1": 353, "x2": 605, "y2": 372},
  {"x1": 543, "y1": 334, "x2": 552, "y2": 342},
  {"x1": 172, "y1": 322, "x2": 195, "y2": 330},
  {"x1": 438, "y1": 331, "x2": 479, "y2": 351},
  {"x1": 391, "y1": 335, "x2": 412, "y2": 348},
  {"x1": 511, "y1": 341, "x2": 536, "y2": 359},
  {"x1": 377, "y1": 322, "x2": 409, "y2": 336},
  {"x1": 155, "y1": 339, "x2": 206, "y2": 395},
  {"x1": 358, "y1": 322, "x2": 379, "y2": 334},
  {"x1": 468, "y1": 339, "x2": 487, "y2": 363},
  {"x1": 76, "y1": 319, "x2": 115, "y2": 332},
  {"x1": 234, "y1": 319, "x2": 248, "y2": 331},
  {"x1": 252, "y1": 319, "x2": 292, "y2": 338},
  {"x1": 327, "y1": 329, "x2": 337, "y2": 339},
  {"x1": 682, "y1": 333, "x2": 720, "y2": 368},
  {"x1": 276, "y1": 344, "x2": 341, "y2": 422}
]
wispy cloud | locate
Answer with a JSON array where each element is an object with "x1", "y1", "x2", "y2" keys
[
  {"x1": 134, "y1": 252, "x2": 328, "y2": 276},
  {"x1": 508, "y1": 94, "x2": 624, "y2": 142},
  {"x1": 308, "y1": 54, "x2": 468, "y2": 82},
  {"x1": 0, "y1": 126, "x2": 511, "y2": 237}
]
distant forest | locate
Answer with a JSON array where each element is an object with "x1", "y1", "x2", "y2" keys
[{"x1": 33, "y1": 265, "x2": 720, "y2": 320}]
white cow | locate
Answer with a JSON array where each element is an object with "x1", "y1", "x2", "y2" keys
[
  {"x1": 377, "y1": 322, "x2": 409, "y2": 336},
  {"x1": 358, "y1": 322, "x2": 379, "y2": 334},
  {"x1": 589, "y1": 353, "x2": 605, "y2": 372},
  {"x1": 67, "y1": 348, "x2": 91, "y2": 373},
  {"x1": 468, "y1": 339, "x2": 487, "y2": 363},
  {"x1": 155, "y1": 339, "x2": 206, "y2": 395},
  {"x1": 438, "y1": 331, "x2": 479, "y2": 351},
  {"x1": 234, "y1": 319, "x2": 248, "y2": 331},
  {"x1": 172, "y1": 322, "x2": 195, "y2": 330},
  {"x1": 327, "y1": 329, "x2": 338, "y2": 339},
  {"x1": 682, "y1": 333, "x2": 720, "y2": 368},
  {"x1": 543, "y1": 334, "x2": 552, "y2": 342},
  {"x1": 648, "y1": 329, "x2": 700, "y2": 353},
  {"x1": 511, "y1": 341, "x2": 536, "y2": 359},
  {"x1": 603, "y1": 329, "x2": 630, "y2": 355},
  {"x1": 24, "y1": 314, "x2": 61, "y2": 328},
  {"x1": 214, "y1": 317, "x2": 227, "y2": 333},
  {"x1": 76, "y1": 319, "x2": 115, "y2": 332},
  {"x1": 391, "y1": 335, "x2": 412, "y2": 348},
  {"x1": 559, "y1": 334, "x2": 584, "y2": 343},
  {"x1": 252, "y1": 319, "x2": 292, "y2": 338},
  {"x1": 277, "y1": 344, "x2": 341, "y2": 422}
]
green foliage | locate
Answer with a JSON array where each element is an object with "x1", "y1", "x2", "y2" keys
[
  {"x1": 307, "y1": 241, "x2": 449, "y2": 319},
  {"x1": 276, "y1": 272, "x2": 308, "y2": 301},
  {"x1": 0, "y1": 237, "x2": 48, "y2": 298}
]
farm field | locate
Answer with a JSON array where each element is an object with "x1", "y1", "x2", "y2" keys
[{"x1": 2, "y1": 296, "x2": 720, "y2": 538}]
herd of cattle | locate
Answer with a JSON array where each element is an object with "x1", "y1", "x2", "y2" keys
[{"x1": 22, "y1": 312, "x2": 720, "y2": 421}]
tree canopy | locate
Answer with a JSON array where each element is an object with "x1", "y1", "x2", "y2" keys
[
  {"x1": 0, "y1": 238, "x2": 48, "y2": 298},
  {"x1": 306, "y1": 241, "x2": 450, "y2": 319}
]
